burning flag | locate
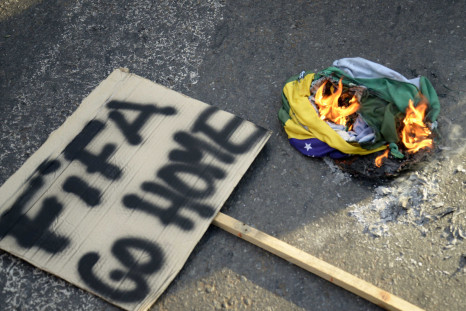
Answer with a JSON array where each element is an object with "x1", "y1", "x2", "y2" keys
[
  {"x1": 375, "y1": 149, "x2": 390, "y2": 168},
  {"x1": 314, "y1": 77, "x2": 361, "y2": 126},
  {"x1": 401, "y1": 98, "x2": 433, "y2": 153},
  {"x1": 278, "y1": 57, "x2": 440, "y2": 169}
]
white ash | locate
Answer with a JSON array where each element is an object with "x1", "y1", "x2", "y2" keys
[
  {"x1": 349, "y1": 151, "x2": 465, "y2": 239},
  {"x1": 323, "y1": 157, "x2": 352, "y2": 185}
]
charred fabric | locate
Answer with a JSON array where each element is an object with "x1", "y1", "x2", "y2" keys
[{"x1": 279, "y1": 57, "x2": 440, "y2": 178}]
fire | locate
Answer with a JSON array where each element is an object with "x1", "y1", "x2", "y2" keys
[
  {"x1": 315, "y1": 78, "x2": 361, "y2": 126},
  {"x1": 375, "y1": 149, "x2": 389, "y2": 167},
  {"x1": 401, "y1": 98, "x2": 433, "y2": 153}
]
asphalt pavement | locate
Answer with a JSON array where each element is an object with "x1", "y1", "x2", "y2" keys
[{"x1": 1, "y1": 1, "x2": 465, "y2": 310}]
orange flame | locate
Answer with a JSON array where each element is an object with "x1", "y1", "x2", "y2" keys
[
  {"x1": 315, "y1": 78, "x2": 360, "y2": 125},
  {"x1": 401, "y1": 98, "x2": 433, "y2": 153},
  {"x1": 375, "y1": 149, "x2": 389, "y2": 167}
]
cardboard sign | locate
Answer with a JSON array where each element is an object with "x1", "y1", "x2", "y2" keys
[{"x1": 0, "y1": 69, "x2": 270, "y2": 311}]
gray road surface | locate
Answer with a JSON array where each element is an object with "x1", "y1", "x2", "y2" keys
[{"x1": 1, "y1": 1, "x2": 465, "y2": 310}]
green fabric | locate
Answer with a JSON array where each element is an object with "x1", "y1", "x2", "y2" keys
[
  {"x1": 420, "y1": 76, "x2": 440, "y2": 122},
  {"x1": 389, "y1": 143, "x2": 404, "y2": 159},
  {"x1": 278, "y1": 92, "x2": 291, "y2": 126}
]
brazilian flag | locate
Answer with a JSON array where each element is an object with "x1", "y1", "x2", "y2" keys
[{"x1": 278, "y1": 58, "x2": 440, "y2": 158}]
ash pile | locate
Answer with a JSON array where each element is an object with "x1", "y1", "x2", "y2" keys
[{"x1": 349, "y1": 147, "x2": 465, "y2": 243}]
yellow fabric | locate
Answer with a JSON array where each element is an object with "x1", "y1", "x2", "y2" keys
[{"x1": 283, "y1": 73, "x2": 386, "y2": 155}]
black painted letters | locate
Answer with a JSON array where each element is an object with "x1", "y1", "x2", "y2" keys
[{"x1": 78, "y1": 237, "x2": 164, "y2": 302}]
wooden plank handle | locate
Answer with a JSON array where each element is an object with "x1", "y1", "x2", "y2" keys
[{"x1": 212, "y1": 212, "x2": 424, "y2": 311}]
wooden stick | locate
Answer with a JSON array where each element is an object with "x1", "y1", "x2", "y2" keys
[{"x1": 212, "y1": 212, "x2": 424, "y2": 311}]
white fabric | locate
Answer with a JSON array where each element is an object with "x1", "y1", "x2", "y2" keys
[
  {"x1": 333, "y1": 57, "x2": 421, "y2": 89},
  {"x1": 325, "y1": 115, "x2": 375, "y2": 144}
]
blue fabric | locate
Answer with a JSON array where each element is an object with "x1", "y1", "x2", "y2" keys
[{"x1": 289, "y1": 138, "x2": 350, "y2": 159}]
